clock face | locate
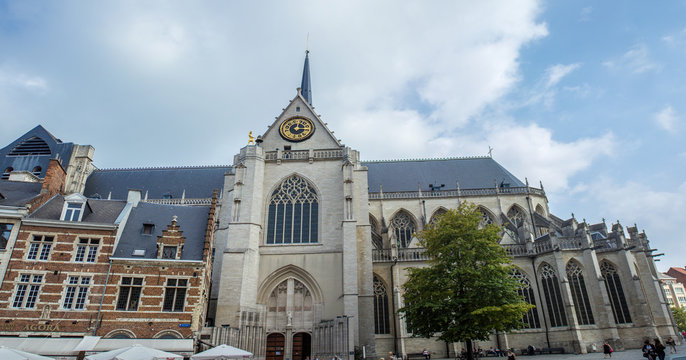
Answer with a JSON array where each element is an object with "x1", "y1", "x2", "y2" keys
[{"x1": 279, "y1": 117, "x2": 315, "y2": 142}]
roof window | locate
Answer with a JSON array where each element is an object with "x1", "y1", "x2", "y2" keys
[
  {"x1": 142, "y1": 224, "x2": 154, "y2": 235},
  {"x1": 60, "y1": 193, "x2": 87, "y2": 222},
  {"x1": 31, "y1": 166, "x2": 42, "y2": 177},
  {"x1": 2, "y1": 167, "x2": 13, "y2": 180},
  {"x1": 132, "y1": 249, "x2": 146, "y2": 256}
]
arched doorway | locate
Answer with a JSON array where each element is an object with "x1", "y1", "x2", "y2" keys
[
  {"x1": 293, "y1": 332, "x2": 311, "y2": 360},
  {"x1": 266, "y1": 333, "x2": 285, "y2": 360}
]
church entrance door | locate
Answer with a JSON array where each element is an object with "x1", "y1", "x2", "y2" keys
[
  {"x1": 292, "y1": 332, "x2": 311, "y2": 360},
  {"x1": 266, "y1": 333, "x2": 285, "y2": 360}
]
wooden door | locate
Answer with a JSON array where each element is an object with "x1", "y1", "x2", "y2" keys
[
  {"x1": 293, "y1": 332, "x2": 311, "y2": 360},
  {"x1": 266, "y1": 333, "x2": 285, "y2": 360}
]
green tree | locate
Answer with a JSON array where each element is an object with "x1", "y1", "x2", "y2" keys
[
  {"x1": 672, "y1": 307, "x2": 686, "y2": 331},
  {"x1": 399, "y1": 202, "x2": 533, "y2": 360}
]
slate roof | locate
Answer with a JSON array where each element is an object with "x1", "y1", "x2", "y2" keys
[
  {"x1": 0, "y1": 180, "x2": 42, "y2": 207},
  {"x1": 363, "y1": 157, "x2": 525, "y2": 193},
  {"x1": 29, "y1": 195, "x2": 127, "y2": 223},
  {"x1": 83, "y1": 166, "x2": 231, "y2": 200},
  {"x1": 0, "y1": 125, "x2": 74, "y2": 179},
  {"x1": 114, "y1": 202, "x2": 210, "y2": 260}
]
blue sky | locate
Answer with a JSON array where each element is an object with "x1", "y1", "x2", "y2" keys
[{"x1": 0, "y1": 1, "x2": 684, "y2": 271}]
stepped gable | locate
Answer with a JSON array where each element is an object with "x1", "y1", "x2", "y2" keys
[
  {"x1": 0, "y1": 125, "x2": 75, "y2": 179},
  {"x1": 83, "y1": 165, "x2": 231, "y2": 200},
  {"x1": 28, "y1": 195, "x2": 126, "y2": 223},
  {"x1": 0, "y1": 180, "x2": 43, "y2": 207},
  {"x1": 362, "y1": 156, "x2": 525, "y2": 193},
  {"x1": 114, "y1": 202, "x2": 210, "y2": 260}
]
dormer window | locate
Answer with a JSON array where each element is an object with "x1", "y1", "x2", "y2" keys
[
  {"x1": 31, "y1": 166, "x2": 42, "y2": 177},
  {"x1": 60, "y1": 194, "x2": 87, "y2": 222},
  {"x1": 142, "y1": 224, "x2": 154, "y2": 235},
  {"x1": 162, "y1": 246, "x2": 177, "y2": 259},
  {"x1": 2, "y1": 167, "x2": 13, "y2": 179},
  {"x1": 64, "y1": 203, "x2": 83, "y2": 221},
  {"x1": 162, "y1": 193, "x2": 173, "y2": 199}
]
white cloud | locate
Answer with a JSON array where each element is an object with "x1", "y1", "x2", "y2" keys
[
  {"x1": 653, "y1": 106, "x2": 679, "y2": 133},
  {"x1": 604, "y1": 43, "x2": 658, "y2": 74},
  {"x1": 545, "y1": 63, "x2": 581, "y2": 88},
  {"x1": 579, "y1": 6, "x2": 592, "y2": 22},
  {"x1": 0, "y1": 69, "x2": 48, "y2": 93}
]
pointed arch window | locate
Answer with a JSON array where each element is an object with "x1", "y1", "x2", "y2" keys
[
  {"x1": 600, "y1": 261, "x2": 632, "y2": 324},
  {"x1": 566, "y1": 261, "x2": 595, "y2": 325},
  {"x1": 429, "y1": 208, "x2": 447, "y2": 225},
  {"x1": 266, "y1": 278, "x2": 314, "y2": 330},
  {"x1": 511, "y1": 269, "x2": 540, "y2": 328},
  {"x1": 390, "y1": 211, "x2": 415, "y2": 248},
  {"x1": 266, "y1": 175, "x2": 318, "y2": 244},
  {"x1": 370, "y1": 215, "x2": 382, "y2": 250},
  {"x1": 507, "y1": 206, "x2": 526, "y2": 228},
  {"x1": 540, "y1": 263, "x2": 568, "y2": 327},
  {"x1": 479, "y1": 208, "x2": 495, "y2": 228},
  {"x1": 373, "y1": 276, "x2": 391, "y2": 334}
]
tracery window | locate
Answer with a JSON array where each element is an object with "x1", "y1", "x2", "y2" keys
[
  {"x1": 266, "y1": 278, "x2": 314, "y2": 330},
  {"x1": 429, "y1": 208, "x2": 447, "y2": 225},
  {"x1": 540, "y1": 263, "x2": 568, "y2": 327},
  {"x1": 566, "y1": 261, "x2": 595, "y2": 325},
  {"x1": 479, "y1": 208, "x2": 495, "y2": 228},
  {"x1": 370, "y1": 215, "x2": 382, "y2": 250},
  {"x1": 507, "y1": 206, "x2": 526, "y2": 228},
  {"x1": 373, "y1": 276, "x2": 391, "y2": 334},
  {"x1": 266, "y1": 175, "x2": 318, "y2": 244},
  {"x1": 391, "y1": 211, "x2": 416, "y2": 248},
  {"x1": 600, "y1": 261, "x2": 632, "y2": 324},
  {"x1": 511, "y1": 269, "x2": 540, "y2": 328}
]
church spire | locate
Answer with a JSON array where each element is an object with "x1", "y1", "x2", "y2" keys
[{"x1": 300, "y1": 50, "x2": 312, "y2": 105}]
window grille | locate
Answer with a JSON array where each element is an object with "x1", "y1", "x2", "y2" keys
[
  {"x1": 75, "y1": 238, "x2": 99, "y2": 263},
  {"x1": 566, "y1": 261, "x2": 595, "y2": 325},
  {"x1": 479, "y1": 208, "x2": 495, "y2": 228},
  {"x1": 116, "y1": 277, "x2": 143, "y2": 311},
  {"x1": 600, "y1": 261, "x2": 632, "y2": 324},
  {"x1": 163, "y1": 279, "x2": 188, "y2": 312},
  {"x1": 0, "y1": 223, "x2": 13, "y2": 250},
  {"x1": 266, "y1": 175, "x2": 319, "y2": 244},
  {"x1": 63, "y1": 276, "x2": 90, "y2": 310},
  {"x1": 540, "y1": 263, "x2": 568, "y2": 327},
  {"x1": 391, "y1": 211, "x2": 415, "y2": 248},
  {"x1": 510, "y1": 269, "x2": 540, "y2": 328},
  {"x1": 373, "y1": 276, "x2": 391, "y2": 334},
  {"x1": 27, "y1": 235, "x2": 53, "y2": 261},
  {"x1": 13, "y1": 274, "x2": 42, "y2": 308}
]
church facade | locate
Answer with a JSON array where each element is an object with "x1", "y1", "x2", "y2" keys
[{"x1": 0, "y1": 54, "x2": 678, "y2": 359}]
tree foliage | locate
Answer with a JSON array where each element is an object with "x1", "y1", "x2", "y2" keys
[
  {"x1": 399, "y1": 202, "x2": 533, "y2": 347},
  {"x1": 672, "y1": 307, "x2": 686, "y2": 331}
]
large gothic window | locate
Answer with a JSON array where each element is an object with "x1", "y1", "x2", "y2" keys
[
  {"x1": 540, "y1": 263, "x2": 568, "y2": 327},
  {"x1": 600, "y1": 261, "x2": 632, "y2": 324},
  {"x1": 266, "y1": 175, "x2": 318, "y2": 244},
  {"x1": 511, "y1": 269, "x2": 540, "y2": 329},
  {"x1": 566, "y1": 261, "x2": 595, "y2": 325},
  {"x1": 479, "y1": 207, "x2": 495, "y2": 228},
  {"x1": 390, "y1": 211, "x2": 416, "y2": 248},
  {"x1": 266, "y1": 278, "x2": 314, "y2": 331},
  {"x1": 370, "y1": 215, "x2": 383, "y2": 250},
  {"x1": 507, "y1": 206, "x2": 526, "y2": 228},
  {"x1": 429, "y1": 208, "x2": 447, "y2": 225},
  {"x1": 373, "y1": 276, "x2": 391, "y2": 334}
]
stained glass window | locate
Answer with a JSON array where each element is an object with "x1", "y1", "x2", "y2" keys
[{"x1": 266, "y1": 175, "x2": 318, "y2": 244}]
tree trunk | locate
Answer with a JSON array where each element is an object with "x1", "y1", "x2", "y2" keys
[{"x1": 466, "y1": 339, "x2": 474, "y2": 360}]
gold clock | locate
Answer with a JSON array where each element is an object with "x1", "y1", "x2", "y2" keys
[{"x1": 279, "y1": 117, "x2": 315, "y2": 142}]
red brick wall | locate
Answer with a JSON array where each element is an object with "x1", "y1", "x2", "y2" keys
[{"x1": 27, "y1": 159, "x2": 66, "y2": 213}]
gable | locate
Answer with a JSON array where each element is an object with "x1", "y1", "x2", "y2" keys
[{"x1": 260, "y1": 91, "x2": 341, "y2": 151}]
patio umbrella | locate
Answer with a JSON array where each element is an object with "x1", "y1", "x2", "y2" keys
[
  {"x1": 191, "y1": 344, "x2": 253, "y2": 360},
  {"x1": 0, "y1": 346, "x2": 55, "y2": 360},
  {"x1": 84, "y1": 344, "x2": 182, "y2": 360}
]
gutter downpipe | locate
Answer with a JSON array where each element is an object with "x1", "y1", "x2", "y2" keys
[
  {"x1": 530, "y1": 255, "x2": 551, "y2": 349},
  {"x1": 94, "y1": 259, "x2": 113, "y2": 335},
  {"x1": 390, "y1": 257, "x2": 399, "y2": 357}
]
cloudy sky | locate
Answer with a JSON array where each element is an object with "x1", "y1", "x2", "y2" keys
[{"x1": 1, "y1": 1, "x2": 684, "y2": 271}]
